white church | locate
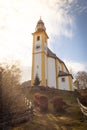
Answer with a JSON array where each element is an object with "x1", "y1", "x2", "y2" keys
[{"x1": 31, "y1": 18, "x2": 73, "y2": 91}]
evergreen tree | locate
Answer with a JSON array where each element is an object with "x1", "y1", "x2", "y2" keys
[{"x1": 34, "y1": 73, "x2": 40, "y2": 86}]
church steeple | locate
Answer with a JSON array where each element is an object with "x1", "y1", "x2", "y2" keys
[
  {"x1": 35, "y1": 17, "x2": 46, "y2": 32},
  {"x1": 31, "y1": 18, "x2": 48, "y2": 87}
]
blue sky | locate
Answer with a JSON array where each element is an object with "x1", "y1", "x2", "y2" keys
[
  {"x1": 50, "y1": 0, "x2": 87, "y2": 73},
  {"x1": 0, "y1": 0, "x2": 87, "y2": 81},
  {"x1": 52, "y1": 12, "x2": 87, "y2": 63}
]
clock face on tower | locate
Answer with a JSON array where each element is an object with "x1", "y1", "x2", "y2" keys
[{"x1": 35, "y1": 41, "x2": 41, "y2": 52}]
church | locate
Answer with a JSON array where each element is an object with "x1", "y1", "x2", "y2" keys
[{"x1": 31, "y1": 18, "x2": 73, "y2": 91}]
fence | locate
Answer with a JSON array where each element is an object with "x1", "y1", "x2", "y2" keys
[
  {"x1": 0, "y1": 96, "x2": 34, "y2": 129},
  {"x1": 77, "y1": 98, "x2": 87, "y2": 117}
]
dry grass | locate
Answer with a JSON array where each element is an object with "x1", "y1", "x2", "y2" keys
[{"x1": 11, "y1": 87, "x2": 87, "y2": 130}]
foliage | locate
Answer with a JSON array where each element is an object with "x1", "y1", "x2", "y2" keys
[
  {"x1": 0, "y1": 62, "x2": 21, "y2": 115},
  {"x1": 51, "y1": 96, "x2": 66, "y2": 112},
  {"x1": 34, "y1": 93, "x2": 48, "y2": 112},
  {"x1": 74, "y1": 71, "x2": 87, "y2": 89},
  {"x1": 33, "y1": 73, "x2": 40, "y2": 86}
]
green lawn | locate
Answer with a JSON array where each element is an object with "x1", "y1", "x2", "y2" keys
[{"x1": 11, "y1": 87, "x2": 87, "y2": 130}]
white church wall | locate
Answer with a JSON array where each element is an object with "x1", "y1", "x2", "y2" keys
[
  {"x1": 34, "y1": 53, "x2": 42, "y2": 80},
  {"x1": 58, "y1": 76, "x2": 70, "y2": 90},
  {"x1": 48, "y1": 57, "x2": 56, "y2": 88}
]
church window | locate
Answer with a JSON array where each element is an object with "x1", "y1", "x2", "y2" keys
[
  {"x1": 37, "y1": 36, "x2": 40, "y2": 41},
  {"x1": 61, "y1": 78, "x2": 65, "y2": 82}
]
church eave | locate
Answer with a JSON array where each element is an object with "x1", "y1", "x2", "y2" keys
[{"x1": 58, "y1": 71, "x2": 73, "y2": 79}]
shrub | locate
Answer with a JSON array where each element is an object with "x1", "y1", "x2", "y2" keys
[
  {"x1": 51, "y1": 96, "x2": 66, "y2": 112},
  {"x1": 34, "y1": 93, "x2": 42, "y2": 107},
  {"x1": 39, "y1": 95, "x2": 48, "y2": 112},
  {"x1": 34, "y1": 92, "x2": 42, "y2": 99},
  {"x1": 34, "y1": 93, "x2": 48, "y2": 112}
]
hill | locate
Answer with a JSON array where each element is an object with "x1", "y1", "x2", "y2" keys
[
  {"x1": 21, "y1": 80, "x2": 31, "y2": 87},
  {"x1": 11, "y1": 86, "x2": 87, "y2": 130}
]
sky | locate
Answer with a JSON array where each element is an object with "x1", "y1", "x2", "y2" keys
[{"x1": 0, "y1": 0, "x2": 87, "y2": 82}]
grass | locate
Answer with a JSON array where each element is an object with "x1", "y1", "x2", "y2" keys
[{"x1": 11, "y1": 86, "x2": 87, "y2": 130}]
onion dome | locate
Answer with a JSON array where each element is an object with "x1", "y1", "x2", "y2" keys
[{"x1": 35, "y1": 17, "x2": 46, "y2": 32}]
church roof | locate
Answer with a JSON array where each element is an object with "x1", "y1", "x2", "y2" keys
[
  {"x1": 47, "y1": 48, "x2": 57, "y2": 58},
  {"x1": 47, "y1": 48, "x2": 70, "y2": 74},
  {"x1": 58, "y1": 71, "x2": 68, "y2": 76},
  {"x1": 47, "y1": 48, "x2": 64, "y2": 61},
  {"x1": 58, "y1": 71, "x2": 73, "y2": 78}
]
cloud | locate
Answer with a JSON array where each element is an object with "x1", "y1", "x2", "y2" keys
[
  {"x1": 41, "y1": 0, "x2": 87, "y2": 38},
  {"x1": 0, "y1": 0, "x2": 86, "y2": 81},
  {"x1": 72, "y1": 0, "x2": 87, "y2": 14},
  {"x1": 38, "y1": 0, "x2": 75, "y2": 38},
  {"x1": 64, "y1": 60, "x2": 87, "y2": 74},
  {"x1": 0, "y1": 0, "x2": 75, "y2": 64}
]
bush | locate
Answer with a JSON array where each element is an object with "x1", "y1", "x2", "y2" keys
[
  {"x1": 34, "y1": 93, "x2": 42, "y2": 107},
  {"x1": 34, "y1": 93, "x2": 48, "y2": 112},
  {"x1": 34, "y1": 92, "x2": 42, "y2": 99},
  {"x1": 51, "y1": 96, "x2": 66, "y2": 112}
]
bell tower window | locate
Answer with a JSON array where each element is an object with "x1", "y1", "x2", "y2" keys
[{"x1": 37, "y1": 36, "x2": 40, "y2": 41}]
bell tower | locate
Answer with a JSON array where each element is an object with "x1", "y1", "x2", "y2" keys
[{"x1": 31, "y1": 18, "x2": 49, "y2": 86}]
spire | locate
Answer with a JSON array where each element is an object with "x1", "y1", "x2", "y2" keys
[{"x1": 35, "y1": 17, "x2": 46, "y2": 32}]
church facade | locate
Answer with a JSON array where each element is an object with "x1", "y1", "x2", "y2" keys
[{"x1": 31, "y1": 18, "x2": 73, "y2": 91}]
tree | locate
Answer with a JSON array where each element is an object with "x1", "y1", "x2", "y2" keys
[
  {"x1": 0, "y1": 62, "x2": 21, "y2": 114},
  {"x1": 74, "y1": 71, "x2": 87, "y2": 89},
  {"x1": 33, "y1": 73, "x2": 40, "y2": 86},
  {"x1": 0, "y1": 62, "x2": 29, "y2": 129}
]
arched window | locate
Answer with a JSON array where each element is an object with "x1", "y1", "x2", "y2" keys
[{"x1": 37, "y1": 36, "x2": 40, "y2": 41}]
